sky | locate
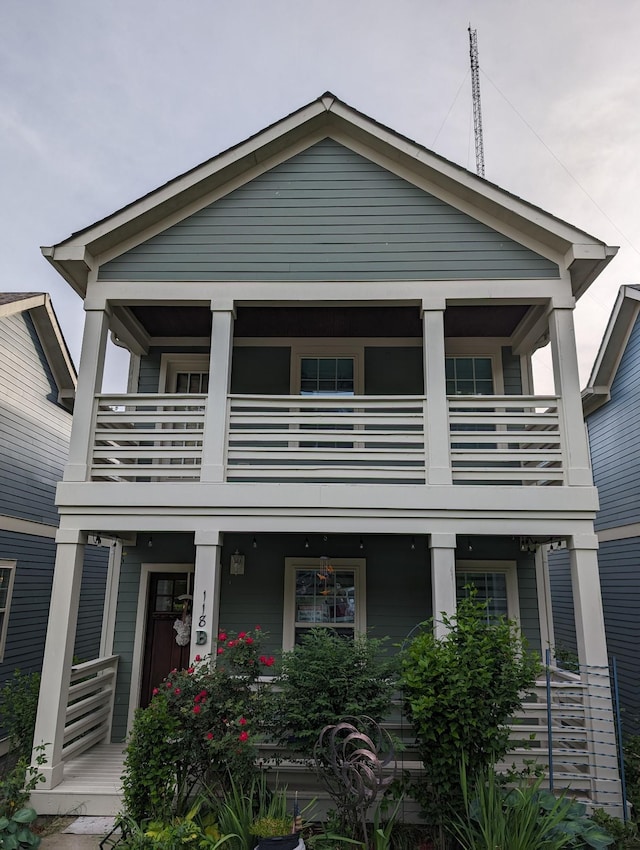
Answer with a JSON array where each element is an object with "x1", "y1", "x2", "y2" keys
[{"x1": 2, "y1": 0, "x2": 640, "y2": 392}]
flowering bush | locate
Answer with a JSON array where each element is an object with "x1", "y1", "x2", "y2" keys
[{"x1": 122, "y1": 628, "x2": 274, "y2": 821}]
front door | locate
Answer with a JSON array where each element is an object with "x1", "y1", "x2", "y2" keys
[{"x1": 140, "y1": 572, "x2": 193, "y2": 707}]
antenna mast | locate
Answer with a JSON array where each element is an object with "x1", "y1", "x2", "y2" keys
[{"x1": 468, "y1": 26, "x2": 485, "y2": 178}]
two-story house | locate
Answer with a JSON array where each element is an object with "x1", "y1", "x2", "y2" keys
[
  {"x1": 31, "y1": 93, "x2": 622, "y2": 815},
  {"x1": 0, "y1": 293, "x2": 108, "y2": 751}
]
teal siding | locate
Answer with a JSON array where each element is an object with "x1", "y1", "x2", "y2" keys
[
  {"x1": 0, "y1": 313, "x2": 70, "y2": 525},
  {"x1": 588, "y1": 316, "x2": 640, "y2": 532},
  {"x1": 501, "y1": 347, "x2": 523, "y2": 394},
  {"x1": 99, "y1": 139, "x2": 559, "y2": 282}
]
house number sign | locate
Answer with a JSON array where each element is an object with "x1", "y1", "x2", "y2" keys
[{"x1": 196, "y1": 590, "x2": 207, "y2": 644}]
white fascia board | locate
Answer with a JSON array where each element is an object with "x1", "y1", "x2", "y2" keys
[{"x1": 0, "y1": 292, "x2": 46, "y2": 318}]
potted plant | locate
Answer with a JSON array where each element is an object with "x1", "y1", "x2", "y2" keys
[{"x1": 250, "y1": 816, "x2": 303, "y2": 850}]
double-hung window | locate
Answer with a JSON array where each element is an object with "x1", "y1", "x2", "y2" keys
[{"x1": 455, "y1": 560, "x2": 519, "y2": 624}]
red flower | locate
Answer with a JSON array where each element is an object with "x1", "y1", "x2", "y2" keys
[
  {"x1": 206, "y1": 732, "x2": 214, "y2": 740},
  {"x1": 199, "y1": 690, "x2": 207, "y2": 698},
  {"x1": 238, "y1": 631, "x2": 247, "y2": 639},
  {"x1": 227, "y1": 640, "x2": 236, "y2": 648},
  {"x1": 187, "y1": 667, "x2": 194, "y2": 674},
  {"x1": 218, "y1": 632, "x2": 227, "y2": 641},
  {"x1": 255, "y1": 625, "x2": 261, "y2": 631},
  {"x1": 259, "y1": 655, "x2": 266, "y2": 664},
  {"x1": 245, "y1": 637, "x2": 254, "y2": 645},
  {"x1": 193, "y1": 705, "x2": 201, "y2": 715},
  {"x1": 195, "y1": 694, "x2": 201, "y2": 704},
  {"x1": 239, "y1": 731, "x2": 249, "y2": 742},
  {"x1": 239, "y1": 716, "x2": 247, "y2": 726},
  {"x1": 152, "y1": 688, "x2": 159, "y2": 696},
  {"x1": 174, "y1": 688, "x2": 181, "y2": 695},
  {"x1": 194, "y1": 655, "x2": 202, "y2": 662},
  {"x1": 217, "y1": 647, "x2": 224, "y2": 655},
  {"x1": 263, "y1": 656, "x2": 275, "y2": 667},
  {"x1": 166, "y1": 681, "x2": 172, "y2": 688}
]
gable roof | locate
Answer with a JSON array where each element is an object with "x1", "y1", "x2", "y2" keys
[
  {"x1": 582, "y1": 285, "x2": 640, "y2": 416},
  {"x1": 0, "y1": 292, "x2": 76, "y2": 411},
  {"x1": 42, "y1": 92, "x2": 617, "y2": 299}
]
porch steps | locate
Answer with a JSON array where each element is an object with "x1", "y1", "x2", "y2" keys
[{"x1": 29, "y1": 744, "x2": 125, "y2": 817}]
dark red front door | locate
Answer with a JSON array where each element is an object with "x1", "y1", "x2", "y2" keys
[{"x1": 140, "y1": 572, "x2": 193, "y2": 707}]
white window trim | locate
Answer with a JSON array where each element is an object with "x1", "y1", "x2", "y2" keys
[
  {"x1": 455, "y1": 559, "x2": 520, "y2": 625},
  {"x1": 289, "y1": 342, "x2": 365, "y2": 395},
  {"x1": 283, "y1": 557, "x2": 366, "y2": 651},
  {"x1": 128, "y1": 562, "x2": 194, "y2": 734},
  {"x1": 0, "y1": 560, "x2": 16, "y2": 662},
  {"x1": 159, "y1": 354, "x2": 209, "y2": 393},
  {"x1": 444, "y1": 343, "x2": 505, "y2": 395}
]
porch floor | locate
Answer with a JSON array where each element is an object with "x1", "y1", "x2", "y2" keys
[{"x1": 30, "y1": 744, "x2": 125, "y2": 816}]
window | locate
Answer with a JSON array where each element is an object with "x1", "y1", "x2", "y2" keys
[
  {"x1": 283, "y1": 558, "x2": 366, "y2": 650},
  {"x1": 446, "y1": 357, "x2": 494, "y2": 395},
  {"x1": 300, "y1": 357, "x2": 355, "y2": 395},
  {"x1": 0, "y1": 561, "x2": 16, "y2": 660},
  {"x1": 455, "y1": 560, "x2": 519, "y2": 624}
]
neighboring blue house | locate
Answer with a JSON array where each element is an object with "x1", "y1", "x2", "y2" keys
[
  {"x1": 0, "y1": 292, "x2": 108, "y2": 750},
  {"x1": 550, "y1": 284, "x2": 640, "y2": 736}
]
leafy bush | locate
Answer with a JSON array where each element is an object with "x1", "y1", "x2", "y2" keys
[
  {"x1": 276, "y1": 629, "x2": 398, "y2": 758},
  {"x1": 0, "y1": 807, "x2": 41, "y2": 850},
  {"x1": 122, "y1": 628, "x2": 274, "y2": 821},
  {"x1": 451, "y1": 765, "x2": 615, "y2": 850},
  {"x1": 0, "y1": 670, "x2": 41, "y2": 760},
  {"x1": 401, "y1": 593, "x2": 540, "y2": 841}
]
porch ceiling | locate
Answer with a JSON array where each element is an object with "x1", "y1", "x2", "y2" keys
[{"x1": 127, "y1": 304, "x2": 530, "y2": 339}]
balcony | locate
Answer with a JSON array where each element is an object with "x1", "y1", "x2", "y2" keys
[{"x1": 89, "y1": 393, "x2": 565, "y2": 486}]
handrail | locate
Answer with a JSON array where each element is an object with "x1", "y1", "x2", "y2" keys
[{"x1": 62, "y1": 655, "x2": 119, "y2": 762}]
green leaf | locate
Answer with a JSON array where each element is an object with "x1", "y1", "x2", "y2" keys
[{"x1": 12, "y1": 810, "x2": 37, "y2": 825}]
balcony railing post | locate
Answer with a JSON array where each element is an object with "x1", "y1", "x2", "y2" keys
[
  {"x1": 64, "y1": 306, "x2": 110, "y2": 482},
  {"x1": 422, "y1": 306, "x2": 452, "y2": 484},
  {"x1": 201, "y1": 303, "x2": 235, "y2": 483}
]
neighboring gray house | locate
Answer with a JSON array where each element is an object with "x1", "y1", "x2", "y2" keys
[
  {"x1": 551, "y1": 284, "x2": 640, "y2": 736},
  {"x1": 0, "y1": 292, "x2": 108, "y2": 750}
]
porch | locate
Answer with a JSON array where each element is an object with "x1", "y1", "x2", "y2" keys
[
  {"x1": 30, "y1": 666, "x2": 623, "y2": 818},
  {"x1": 88, "y1": 392, "x2": 564, "y2": 486}
]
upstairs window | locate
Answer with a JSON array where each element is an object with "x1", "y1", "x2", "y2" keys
[
  {"x1": 446, "y1": 357, "x2": 494, "y2": 395},
  {"x1": 300, "y1": 357, "x2": 355, "y2": 395}
]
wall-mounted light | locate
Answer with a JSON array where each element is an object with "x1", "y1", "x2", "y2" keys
[
  {"x1": 147, "y1": 535, "x2": 153, "y2": 548},
  {"x1": 359, "y1": 537, "x2": 364, "y2": 550},
  {"x1": 252, "y1": 536, "x2": 258, "y2": 549},
  {"x1": 410, "y1": 537, "x2": 416, "y2": 551},
  {"x1": 230, "y1": 550, "x2": 245, "y2": 575},
  {"x1": 304, "y1": 537, "x2": 310, "y2": 549}
]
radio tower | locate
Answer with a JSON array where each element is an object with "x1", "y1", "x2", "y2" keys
[{"x1": 468, "y1": 26, "x2": 485, "y2": 178}]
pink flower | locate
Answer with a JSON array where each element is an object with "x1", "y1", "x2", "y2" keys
[
  {"x1": 166, "y1": 681, "x2": 172, "y2": 688},
  {"x1": 193, "y1": 705, "x2": 201, "y2": 715},
  {"x1": 171, "y1": 668, "x2": 177, "y2": 673},
  {"x1": 217, "y1": 647, "x2": 224, "y2": 655},
  {"x1": 218, "y1": 632, "x2": 227, "y2": 641},
  {"x1": 238, "y1": 631, "x2": 247, "y2": 639},
  {"x1": 227, "y1": 640, "x2": 236, "y2": 648},
  {"x1": 174, "y1": 688, "x2": 181, "y2": 695},
  {"x1": 255, "y1": 625, "x2": 261, "y2": 631},
  {"x1": 239, "y1": 731, "x2": 249, "y2": 742},
  {"x1": 245, "y1": 637, "x2": 254, "y2": 645},
  {"x1": 239, "y1": 716, "x2": 247, "y2": 726},
  {"x1": 187, "y1": 667, "x2": 194, "y2": 674},
  {"x1": 206, "y1": 732, "x2": 214, "y2": 740},
  {"x1": 152, "y1": 688, "x2": 159, "y2": 696},
  {"x1": 194, "y1": 655, "x2": 202, "y2": 662}
]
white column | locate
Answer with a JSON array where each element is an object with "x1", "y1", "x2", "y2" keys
[
  {"x1": 423, "y1": 305, "x2": 452, "y2": 485},
  {"x1": 100, "y1": 539, "x2": 122, "y2": 657},
  {"x1": 31, "y1": 528, "x2": 86, "y2": 788},
  {"x1": 64, "y1": 307, "x2": 110, "y2": 482},
  {"x1": 548, "y1": 307, "x2": 592, "y2": 486},
  {"x1": 191, "y1": 530, "x2": 223, "y2": 663},
  {"x1": 200, "y1": 302, "x2": 235, "y2": 483},
  {"x1": 568, "y1": 534, "x2": 622, "y2": 811},
  {"x1": 430, "y1": 533, "x2": 457, "y2": 639}
]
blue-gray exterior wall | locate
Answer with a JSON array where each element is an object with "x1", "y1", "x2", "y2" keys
[
  {"x1": 0, "y1": 312, "x2": 70, "y2": 525},
  {"x1": 99, "y1": 139, "x2": 559, "y2": 282},
  {"x1": 588, "y1": 315, "x2": 640, "y2": 532}
]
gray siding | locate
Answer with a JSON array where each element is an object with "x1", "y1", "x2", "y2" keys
[
  {"x1": 548, "y1": 549, "x2": 577, "y2": 658},
  {"x1": 501, "y1": 346, "x2": 523, "y2": 394},
  {"x1": 588, "y1": 316, "x2": 640, "y2": 531},
  {"x1": 0, "y1": 313, "x2": 70, "y2": 525},
  {"x1": 100, "y1": 139, "x2": 559, "y2": 282}
]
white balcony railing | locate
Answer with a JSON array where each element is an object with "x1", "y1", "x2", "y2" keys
[{"x1": 88, "y1": 393, "x2": 565, "y2": 485}]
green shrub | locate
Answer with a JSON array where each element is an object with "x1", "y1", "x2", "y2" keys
[
  {"x1": 0, "y1": 670, "x2": 41, "y2": 760},
  {"x1": 0, "y1": 807, "x2": 41, "y2": 850},
  {"x1": 122, "y1": 628, "x2": 274, "y2": 821},
  {"x1": 401, "y1": 593, "x2": 540, "y2": 843},
  {"x1": 451, "y1": 765, "x2": 615, "y2": 850},
  {"x1": 276, "y1": 629, "x2": 398, "y2": 759}
]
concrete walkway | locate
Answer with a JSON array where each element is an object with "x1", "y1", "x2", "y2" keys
[{"x1": 39, "y1": 817, "x2": 118, "y2": 850}]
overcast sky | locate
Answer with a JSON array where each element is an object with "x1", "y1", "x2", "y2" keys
[{"x1": 3, "y1": 0, "x2": 639, "y2": 392}]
